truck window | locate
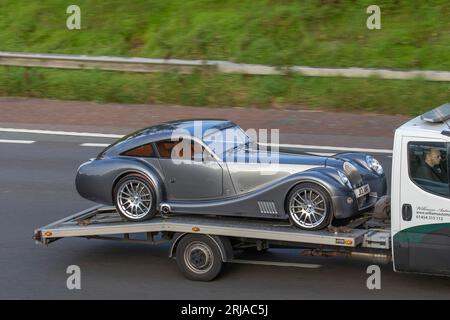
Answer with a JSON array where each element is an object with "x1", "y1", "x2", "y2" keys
[{"x1": 408, "y1": 141, "x2": 449, "y2": 198}]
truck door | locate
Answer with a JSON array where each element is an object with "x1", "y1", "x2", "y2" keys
[{"x1": 394, "y1": 137, "x2": 450, "y2": 275}]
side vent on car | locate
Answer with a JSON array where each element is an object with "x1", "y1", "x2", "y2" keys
[{"x1": 258, "y1": 201, "x2": 278, "y2": 215}]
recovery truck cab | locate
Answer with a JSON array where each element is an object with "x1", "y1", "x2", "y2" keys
[
  {"x1": 391, "y1": 103, "x2": 450, "y2": 276},
  {"x1": 34, "y1": 104, "x2": 450, "y2": 280}
]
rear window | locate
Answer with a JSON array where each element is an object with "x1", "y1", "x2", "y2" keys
[{"x1": 96, "y1": 126, "x2": 157, "y2": 159}]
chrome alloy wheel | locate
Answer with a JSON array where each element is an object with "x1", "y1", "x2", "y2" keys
[
  {"x1": 289, "y1": 188, "x2": 327, "y2": 229},
  {"x1": 184, "y1": 241, "x2": 214, "y2": 274},
  {"x1": 117, "y1": 179, "x2": 153, "y2": 220}
]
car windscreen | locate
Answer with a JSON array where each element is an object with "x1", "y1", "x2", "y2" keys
[{"x1": 203, "y1": 125, "x2": 251, "y2": 156}]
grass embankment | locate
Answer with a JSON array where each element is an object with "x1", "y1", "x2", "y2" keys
[{"x1": 0, "y1": 0, "x2": 449, "y2": 115}]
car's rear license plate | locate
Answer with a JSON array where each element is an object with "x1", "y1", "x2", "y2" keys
[{"x1": 354, "y1": 184, "x2": 370, "y2": 198}]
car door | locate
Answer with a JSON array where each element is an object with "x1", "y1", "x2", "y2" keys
[
  {"x1": 394, "y1": 136, "x2": 450, "y2": 275},
  {"x1": 155, "y1": 138, "x2": 223, "y2": 200}
]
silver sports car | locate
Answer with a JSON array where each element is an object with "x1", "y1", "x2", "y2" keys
[{"x1": 76, "y1": 119, "x2": 387, "y2": 230}]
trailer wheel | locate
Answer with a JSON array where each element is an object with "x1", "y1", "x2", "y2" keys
[{"x1": 176, "y1": 234, "x2": 223, "y2": 281}]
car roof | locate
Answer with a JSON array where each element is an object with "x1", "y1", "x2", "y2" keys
[
  {"x1": 127, "y1": 119, "x2": 236, "y2": 140},
  {"x1": 101, "y1": 119, "x2": 236, "y2": 157},
  {"x1": 146, "y1": 118, "x2": 235, "y2": 135}
]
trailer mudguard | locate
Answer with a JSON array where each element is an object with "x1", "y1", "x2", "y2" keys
[{"x1": 169, "y1": 232, "x2": 234, "y2": 262}]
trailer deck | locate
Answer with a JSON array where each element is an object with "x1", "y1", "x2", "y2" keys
[{"x1": 34, "y1": 205, "x2": 385, "y2": 248}]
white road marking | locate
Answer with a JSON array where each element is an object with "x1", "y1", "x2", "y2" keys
[
  {"x1": 0, "y1": 139, "x2": 35, "y2": 144},
  {"x1": 0, "y1": 128, "x2": 123, "y2": 138},
  {"x1": 0, "y1": 127, "x2": 394, "y2": 154},
  {"x1": 80, "y1": 143, "x2": 110, "y2": 147},
  {"x1": 231, "y1": 259, "x2": 321, "y2": 269},
  {"x1": 262, "y1": 142, "x2": 392, "y2": 154}
]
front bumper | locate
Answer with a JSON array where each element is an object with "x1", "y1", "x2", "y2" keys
[{"x1": 332, "y1": 173, "x2": 387, "y2": 219}]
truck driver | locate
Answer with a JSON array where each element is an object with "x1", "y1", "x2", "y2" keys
[{"x1": 415, "y1": 148, "x2": 447, "y2": 183}]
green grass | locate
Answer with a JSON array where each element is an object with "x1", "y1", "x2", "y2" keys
[
  {"x1": 0, "y1": 0, "x2": 449, "y2": 70},
  {"x1": 1, "y1": 66, "x2": 448, "y2": 116},
  {"x1": 0, "y1": 1, "x2": 449, "y2": 114}
]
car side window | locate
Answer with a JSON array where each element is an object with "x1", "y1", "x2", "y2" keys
[
  {"x1": 156, "y1": 138, "x2": 213, "y2": 161},
  {"x1": 122, "y1": 144, "x2": 155, "y2": 157},
  {"x1": 156, "y1": 139, "x2": 180, "y2": 159},
  {"x1": 408, "y1": 141, "x2": 449, "y2": 198}
]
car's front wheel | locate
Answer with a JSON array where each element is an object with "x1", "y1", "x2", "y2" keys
[
  {"x1": 286, "y1": 183, "x2": 332, "y2": 230},
  {"x1": 114, "y1": 174, "x2": 157, "y2": 222}
]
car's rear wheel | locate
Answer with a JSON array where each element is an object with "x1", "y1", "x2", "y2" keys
[
  {"x1": 114, "y1": 174, "x2": 157, "y2": 222},
  {"x1": 287, "y1": 183, "x2": 332, "y2": 230}
]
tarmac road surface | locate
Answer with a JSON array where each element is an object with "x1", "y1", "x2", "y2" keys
[{"x1": 0, "y1": 98, "x2": 449, "y2": 299}]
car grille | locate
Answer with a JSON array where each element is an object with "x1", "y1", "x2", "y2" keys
[{"x1": 356, "y1": 192, "x2": 378, "y2": 210}]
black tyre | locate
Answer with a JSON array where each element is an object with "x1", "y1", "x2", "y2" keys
[
  {"x1": 175, "y1": 234, "x2": 223, "y2": 281},
  {"x1": 113, "y1": 174, "x2": 157, "y2": 222},
  {"x1": 286, "y1": 183, "x2": 333, "y2": 230}
]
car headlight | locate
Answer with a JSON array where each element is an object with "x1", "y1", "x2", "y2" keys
[
  {"x1": 366, "y1": 155, "x2": 384, "y2": 175},
  {"x1": 337, "y1": 170, "x2": 352, "y2": 189}
]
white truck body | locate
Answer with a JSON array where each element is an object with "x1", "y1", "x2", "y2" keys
[{"x1": 391, "y1": 105, "x2": 450, "y2": 275}]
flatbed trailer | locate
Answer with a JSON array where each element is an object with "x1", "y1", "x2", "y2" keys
[
  {"x1": 34, "y1": 205, "x2": 392, "y2": 281},
  {"x1": 33, "y1": 104, "x2": 450, "y2": 279}
]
